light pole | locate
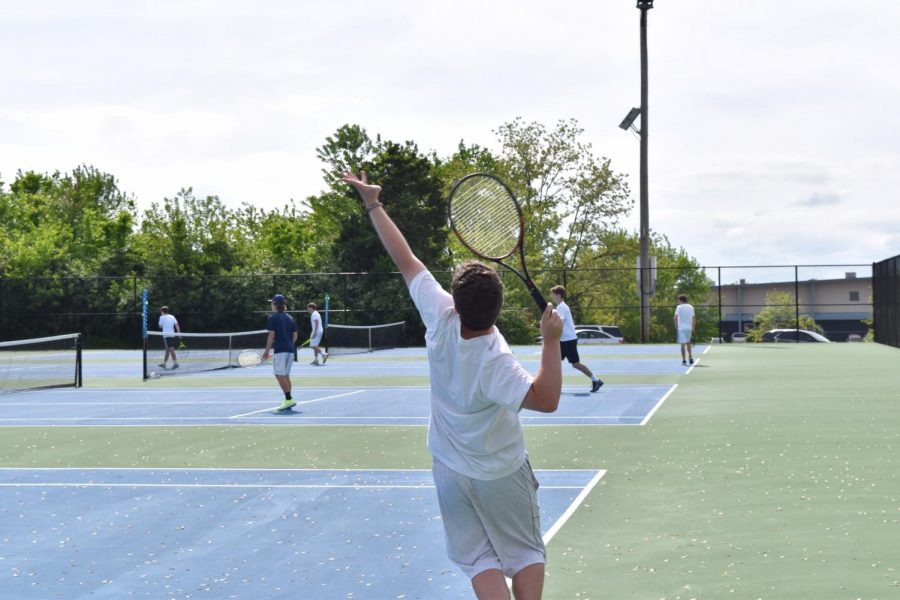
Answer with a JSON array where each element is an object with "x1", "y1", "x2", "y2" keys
[{"x1": 620, "y1": 0, "x2": 654, "y2": 343}]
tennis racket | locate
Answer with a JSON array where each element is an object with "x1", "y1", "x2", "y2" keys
[
  {"x1": 297, "y1": 337, "x2": 311, "y2": 349},
  {"x1": 237, "y1": 349, "x2": 262, "y2": 367},
  {"x1": 448, "y1": 173, "x2": 547, "y2": 311},
  {"x1": 177, "y1": 339, "x2": 189, "y2": 359}
]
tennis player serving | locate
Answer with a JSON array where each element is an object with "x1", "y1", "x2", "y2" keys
[{"x1": 342, "y1": 170, "x2": 562, "y2": 600}]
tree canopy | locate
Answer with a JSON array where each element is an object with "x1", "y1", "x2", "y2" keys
[{"x1": 0, "y1": 118, "x2": 714, "y2": 344}]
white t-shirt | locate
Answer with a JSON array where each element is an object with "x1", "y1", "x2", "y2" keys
[
  {"x1": 675, "y1": 303, "x2": 695, "y2": 331},
  {"x1": 158, "y1": 313, "x2": 178, "y2": 335},
  {"x1": 555, "y1": 300, "x2": 577, "y2": 342},
  {"x1": 310, "y1": 310, "x2": 322, "y2": 336},
  {"x1": 409, "y1": 270, "x2": 534, "y2": 481}
]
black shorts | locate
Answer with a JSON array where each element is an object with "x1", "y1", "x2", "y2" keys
[
  {"x1": 163, "y1": 337, "x2": 176, "y2": 349},
  {"x1": 560, "y1": 339, "x2": 580, "y2": 364}
]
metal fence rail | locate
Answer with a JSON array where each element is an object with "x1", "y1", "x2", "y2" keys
[{"x1": 0, "y1": 262, "x2": 880, "y2": 347}]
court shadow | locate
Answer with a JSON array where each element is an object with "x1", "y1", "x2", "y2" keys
[{"x1": 562, "y1": 392, "x2": 592, "y2": 398}]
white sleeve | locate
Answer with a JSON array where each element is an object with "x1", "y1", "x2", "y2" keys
[
  {"x1": 408, "y1": 270, "x2": 454, "y2": 332},
  {"x1": 481, "y1": 352, "x2": 534, "y2": 412}
]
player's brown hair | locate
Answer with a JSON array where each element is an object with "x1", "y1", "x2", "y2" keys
[{"x1": 451, "y1": 261, "x2": 504, "y2": 331}]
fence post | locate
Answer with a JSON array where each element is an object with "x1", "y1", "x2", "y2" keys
[{"x1": 717, "y1": 267, "x2": 722, "y2": 342}]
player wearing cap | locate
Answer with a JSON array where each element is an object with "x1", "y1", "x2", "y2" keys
[{"x1": 262, "y1": 294, "x2": 298, "y2": 411}]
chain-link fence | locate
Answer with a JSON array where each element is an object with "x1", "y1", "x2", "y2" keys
[
  {"x1": 0, "y1": 263, "x2": 875, "y2": 348},
  {"x1": 873, "y1": 255, "x2": 900, "y2": 348}
]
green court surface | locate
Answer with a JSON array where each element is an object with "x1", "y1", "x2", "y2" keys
[{"x1": 2, "y1": 342, "x2": 900, "y2": 599}]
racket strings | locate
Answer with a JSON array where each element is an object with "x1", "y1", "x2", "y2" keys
[{"x1": 450, "y1": 180, "x2": 521, "y2": 260}]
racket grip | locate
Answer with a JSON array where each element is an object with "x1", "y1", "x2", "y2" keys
[{"x1": 528, "y1": 286, "x2": 548, "y2": 312}]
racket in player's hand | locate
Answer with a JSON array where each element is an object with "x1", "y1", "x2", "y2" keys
[
  {"x1": 448, "y1": 173, "x2": 547, "y2": 311},
  {"x1": 177, "y1": 339, "x2": 189, "y2": 359},
  {"x1": 237, "y1": 349, "x2": 262, "y2": 368},
  {"x1": 539, "y1": 302, "x2": 563, "y2": 344}
]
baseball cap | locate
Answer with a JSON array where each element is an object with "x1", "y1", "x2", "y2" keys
[{"x1": 269, "y1": 294, "x2": 286, "y2": 304}]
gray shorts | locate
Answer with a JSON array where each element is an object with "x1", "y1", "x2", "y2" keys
[
  {"x1": 432, "y1": 457, "x2": 545, "y2": 579},
  {"x1": 272, "y1": 352, "x2": 293, "y2": 376}
]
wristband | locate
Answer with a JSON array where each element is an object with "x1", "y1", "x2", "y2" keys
[{"x1": 365, "y1": 202, "x2": 384, "y2": 213}]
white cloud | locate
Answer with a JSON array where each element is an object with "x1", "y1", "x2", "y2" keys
[{"x1": 1, "y1": 0, "x2": 898, "y2": 270}]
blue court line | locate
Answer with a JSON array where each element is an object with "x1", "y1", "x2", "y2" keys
[
  {"x1": 0, "y1": 385, "x2": 675, "y2": 426},
  {"x1": 0, "y1": 468, "x2": 604, "y2": 600}
]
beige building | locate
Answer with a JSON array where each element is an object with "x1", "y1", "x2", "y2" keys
[{"x1": 712, "y1": 272, "x2": 872, "y2": 341}]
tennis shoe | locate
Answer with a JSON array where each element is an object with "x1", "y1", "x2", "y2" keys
[
  {"x1": 277, "y1": 399, "x2": 297, "y2": 411},
  {"x1": 689, "y1": 358, "x2": 694, "y2": 365},
  {"x1": 321, "y1": 352, "x2": 328, "y2": 365},
  {"x1": 309, "y1": 360, "x2": 319, "y2": 366},
  {"x1": 158, "y1": 363, "x2": 166, "y2": 368},
  {"x1": 590, "y1": 379, "x2": 604, "y2": 393},
  {"x1": 682, "y1": 360, "x2": 687, "y2": 366},
  {"x1": 172, "y1": 363, "x2": 179, "y2": 369}
]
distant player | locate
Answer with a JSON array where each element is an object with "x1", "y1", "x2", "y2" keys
[
  {"x1": 550, "y1": 286, "x2": 604, "y2": 393},
  {"x1": 157, "y1": 306, "x2": 181, "y2": 370},
  {"x1": 307, "y1": 302, "x2": 328, "y2": 365},
  {"x1": 674, "y1": 294, "x2": 696, "y2": 365},
  {"x1": 262, "y1": 294, "x2": 298, "y2": 411}
]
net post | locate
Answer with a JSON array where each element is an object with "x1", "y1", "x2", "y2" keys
[
  {"x1": 142, "y1": 288, "x2": 149, "y2": 380},
  {"x1": 76, "y1": 333, "x2": 83, "y2": 388}
]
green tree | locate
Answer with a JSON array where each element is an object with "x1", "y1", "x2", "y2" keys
[
  {"x1": 746, "y1": 290, "x2": 821, "y2": 341},
  {"x1": 494, "y1": 118, "x2": 632, "y2": 270},
  {"x1": 305, "y1": 127, "x2": 450, "y2": 334},
  {"x1": 0, "y1": 166, "x2": 137, "y2": 277},
  {"x1": 563, "y1": 230, "x2": 715, "y2": 343}
]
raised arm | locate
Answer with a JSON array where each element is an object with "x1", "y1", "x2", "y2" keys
[
  {"x1": 520, "y1": 303, "x2": 563, "y2": 413},
  {"x1": 341, "y1": 170, "x2": 426, "y2": 286}
]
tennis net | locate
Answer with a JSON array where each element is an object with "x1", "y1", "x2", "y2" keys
[
  {"x1": 0, "y1": 333, "x2": 83, "y2": 394},
  {"x1": 324, "y1": 321, "x2": 405, "y2": 355},
  {"x1": 144, "y1": 330, "x2": 271, "y2": 379}
]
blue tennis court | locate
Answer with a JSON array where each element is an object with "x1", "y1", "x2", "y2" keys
[
  {"x1": 0, "y1": 342, "x2": 700, "y2": 598},
  {"x1": 0, "y1": 467, "x2": 604, "y2": 599},
  {"x1": 0, "y1": 384, "x2": 676, "y2": 426}
]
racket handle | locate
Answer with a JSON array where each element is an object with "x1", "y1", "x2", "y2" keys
[{"x1": 528, "y1": 286, "x2": 548, "y2": 312}]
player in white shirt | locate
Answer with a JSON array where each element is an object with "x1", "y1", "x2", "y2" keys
[
  {"x1": 674, "y1": 294, "x2": 696, "y2": 365},
  {"x1": 550, "y1": 285, "x2": 604, "y2": 393},
  {"x1": 307, "y1": 302, "x2": 328, "y2": 365},
  {"x1": 342, "y1": 169, "x2": 563, "y2": 599},
  {"x1": 157, "y1": 306, "x2": 181, "y2": 370}
]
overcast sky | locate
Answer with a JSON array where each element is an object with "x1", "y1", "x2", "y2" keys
[{"x1": 2, "y1": 0, "x2": 897, "y2": 283}]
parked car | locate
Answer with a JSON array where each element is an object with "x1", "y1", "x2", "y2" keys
[
  {"x1": 847, "y1": 333, "x2": 864, "y2": 342},
  {"x1": 762, "y1": 329, "x2": 831, "y2": 343},
  {"x1": 574, "y1": 325, "x2": 625, "y2": 343},
  {"x1": 534, "y1": 327, "x2": 624, "y2": 345},
  {"x1": 730, "y1": 332, "x2": 748, "y2": 343}
]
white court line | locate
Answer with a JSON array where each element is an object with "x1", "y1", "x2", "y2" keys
[
  {"x1": 0, "y1": 482, "x2": 587, "y2": 489},
  {"x1": 543, "y1": 469, "x2": 607, "y2": 544},
  {"x1": 639, "y1": 384, "x2": 678, "y2": 425},
  {"x1": 228, "y1": 389, "x2": 366, "y2": 418}
]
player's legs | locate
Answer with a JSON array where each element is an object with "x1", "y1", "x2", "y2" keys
[
  {"x1": 511, "y1": 562, "x2": 545, "y2": 600},
  {"x1": 571, "y1": 362, "x2": 593, "y2": 378},
  {"x1": 275, "y1": 374, "x2": 291, "y2": 395},
  {"x1": 471, "y1": 569, "x2": 510, "y2": 599},
  {"x1": 562, "y1": 341, "x2": 602, "y2": 391}
]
